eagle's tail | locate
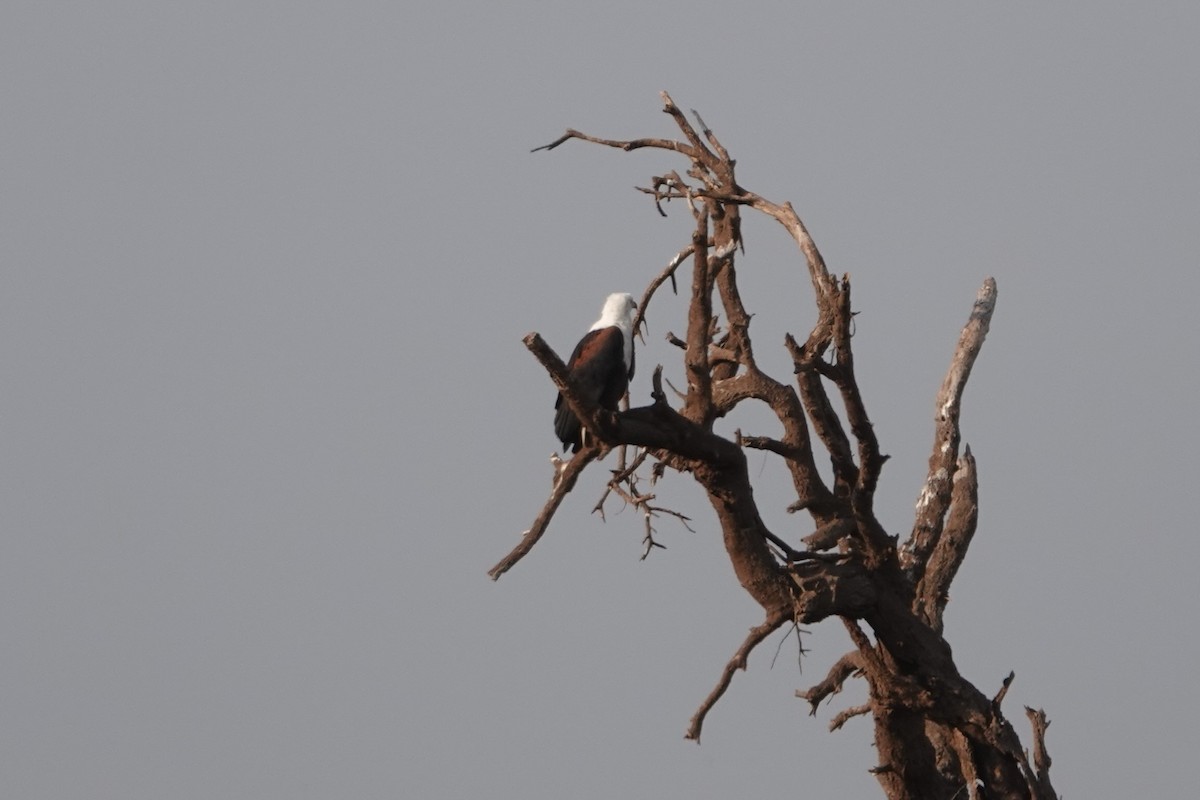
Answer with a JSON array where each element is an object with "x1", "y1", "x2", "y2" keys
[{"x1": 553, "y1": 396, "x2": 582, "y2": 453}]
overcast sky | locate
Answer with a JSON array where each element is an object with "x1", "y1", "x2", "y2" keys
[{"x1": 3, "y1": 3, "x2": 1198, "y2": 798}]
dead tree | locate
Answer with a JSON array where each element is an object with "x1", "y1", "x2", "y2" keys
[{"x1": 489, "y1": 93, "x2": 1057, "y2": 800}]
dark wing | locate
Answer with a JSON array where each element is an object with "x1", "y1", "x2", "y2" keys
[{"x1": 553, "y1": 327, "x2": 628, "y2": 452}]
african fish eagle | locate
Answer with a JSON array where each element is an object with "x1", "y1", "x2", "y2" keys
[{"x1": 554, "y1": 292, "x2": 638, "y2": 452}]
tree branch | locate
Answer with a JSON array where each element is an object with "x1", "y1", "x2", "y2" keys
[
  {"x1": 904, "y1": 278, "x2": 997, "y2": 585},
  {"x1": 787, "y1": 561, "x2": 877, "y2": 624},
  {"x1": 683, "y1": 205, "x2": 715, "y2": 425},
  {"x1": 686, "y1": 614, "x2": 788, "y2": 742},
  {"x1": 1024, "y1": 707, "x2": 1057, "y2": 799},
  {"x1": 592, "y1": 447, "x2": 651, "y2": 521},
  {"x1": 634, "y1": 242, "x2": 694, "y2": 334},
  {"x1": 532, "y1": 129, "x2": 701, "y2": 161},
  {"x1": 797, "y1": 651, "x2": 863, "y2": 714},
  {"x1": 826, "y1": 276, "x2": 888, "y2": 506},
  {"x1": 718, "y1": 368, "x2": 837, "y2": 520},
  {"x1": 788, "y1": 333, "x2": 858, "y2": 494},
  {"x1": 830, "y1": 703, "x2": 871, "y2": 732},
  {"x1": 802, "y1": 517, "x2": 855, "y2": 550},
  {"x1": 915, "y1": 447, "x2": 979, "y2": 631},
  {"x1": 487, "y1": 446, "x2": 599, "y2": 580}
]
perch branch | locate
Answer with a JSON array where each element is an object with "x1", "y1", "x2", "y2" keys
[{"x1": 521, "y1": 333, "x2": 753, "y2": 469}]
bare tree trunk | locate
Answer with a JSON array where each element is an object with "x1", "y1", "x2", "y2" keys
[{"x1": 489, "y1": 93, "x2": 1058, "y2": 800}]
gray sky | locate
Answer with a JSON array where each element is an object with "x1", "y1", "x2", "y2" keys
[{"x1": 3, "y1": 2, "x2": 1197, "y2": 797}]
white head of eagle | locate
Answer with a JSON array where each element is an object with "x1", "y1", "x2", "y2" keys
[{"x1": 553, "y1": 292, "x2": 637, "y2": 452}]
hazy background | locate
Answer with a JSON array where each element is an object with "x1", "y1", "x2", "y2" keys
[{"x1": 3, "y1": 3, "x2": 1197, "y2": 797}]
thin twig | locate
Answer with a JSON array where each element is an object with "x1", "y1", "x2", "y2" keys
[
  {"x1": 488, "y1": 446, "x2": 599, "y2": 580},
  {"x1": 685, "y1": 614, "x2": 788, "y2": 742},
  {"x1": 593, "y1": 447, "x2": 651, "y2": 519},
  {"x1": 532, "y1": 128, "x2": 700, "y2": 160}
]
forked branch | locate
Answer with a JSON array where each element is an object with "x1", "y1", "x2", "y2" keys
[
  {"x1": 1024, "y1": 707, "x2": 1057, "y2": 798},
  {"x1": 904, "y1": 278, "x2": 997, "y2": 585}
]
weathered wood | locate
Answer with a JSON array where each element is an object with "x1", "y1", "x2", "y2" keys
[{"x1": 496, "y1": 94, "x2": 1057, "y2": 798}]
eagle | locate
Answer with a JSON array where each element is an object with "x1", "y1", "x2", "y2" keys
[{"x1": 554, "y1": 292, "x2": 638, "y2": 452}]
